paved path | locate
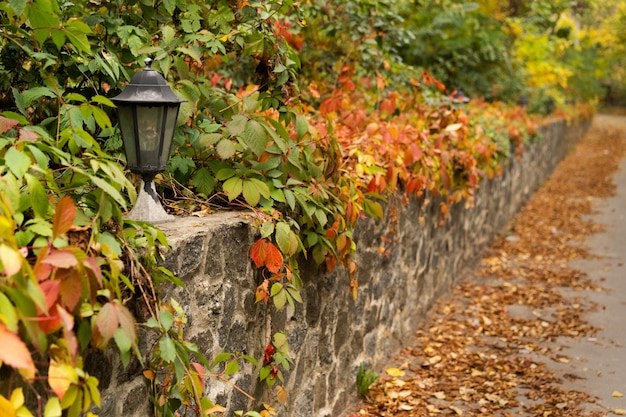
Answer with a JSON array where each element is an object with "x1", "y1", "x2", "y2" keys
[{"x1": 558, "y1": 114, "x2": 626, "y2": 414}]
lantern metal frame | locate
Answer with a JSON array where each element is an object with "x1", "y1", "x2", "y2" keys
[{"x1": 112, "y1": 58, "x2": 185, "y2": 223}]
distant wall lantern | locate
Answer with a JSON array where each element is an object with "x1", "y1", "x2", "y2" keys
[{"x1": 112, "y1": 58, "x2": 185, "y2": 223}]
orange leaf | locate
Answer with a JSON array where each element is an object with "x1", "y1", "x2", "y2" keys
[
  {"x1": 52, "y1": 197, "x2": 76, "y2": 240},
  {"x1": 256, "y1": 280, "x2": 270, "y2": 304},
  {"x1": 0, "y1": 323, "x2": 36, "y2": 375},
  {"x1": 250, "y1": 239, "x2": 284, "y2": 273},
  {"x1": 275, "y1": 385, "x2": 288, "y2": 404},
  {"x1": 349, "y1": 278, "x2": 358, "y2": 301}
]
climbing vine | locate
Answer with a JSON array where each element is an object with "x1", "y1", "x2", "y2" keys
[{"x1": 0, "y1": 0, "x2": 603, "y2": 416}]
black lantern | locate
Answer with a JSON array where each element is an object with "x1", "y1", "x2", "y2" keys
[{"x1": 112, "y1": 58, "x2": 185, "y2": 222}]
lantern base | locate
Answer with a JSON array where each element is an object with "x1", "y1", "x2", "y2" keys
[{"x1": 126, "y1": 179, "x2": 174, "y2": 223}]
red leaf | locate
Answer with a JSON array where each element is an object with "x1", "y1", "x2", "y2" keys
[
  {"x1": 52, "y1": 196, "x2": 76, "y2": 240},
  {"x1": 41, "y1": 249, "x2": 78, "y2": 269},
  {"x1": 59, "y1": 268, "x2": 82, "y2": 311},
  {"x1": 39, "y1": 280, "x2": 60, "y2": 311},
  {"x1": 250, "y1": 239, "x2": 284, "y2": 273},
  {"x1": 191, "y1": 362, "x2": 206, "y2": 391},
  {"x1": 34, "y1": 261, "x2": 53, "y2": 282},
  {"x1": 0, "y1": 323, "x2": 36, "y2": 375},
  {"x1": 57, "y1": 305, "x2": 78, "y2": 362},
  {"x1": 263, "y1": 343, "x2": 275, "y2": 365},
  {"x1": 84, "y1": 256, "x2": 103, "y2": 286},
  {"x1": 0, "y1": 116, "x2": 19, "y2": 134},
  {"x1": 113, "y1": 301, "x2": 136, "y2": 343},
  {"x1": 19, "y1": 129, "x2": 40, "y2": 141},
  {"x1": 94, "y1": 302, "x2": 119, "y2": 348}
]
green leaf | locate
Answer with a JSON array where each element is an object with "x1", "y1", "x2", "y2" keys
[
  {"x1": 21, "y1": 86, "x2": 56, "y2": 107},
  {"x1": 225, "y1": 360, "x2": 240, "y2": 375},
  {"x1": 199, "y1": 133, "x2": 222, "y2": 147},
  {"x1": 44, "y1": 397, "x2": 62, "y2": 417},
  {"x1": 25, "y1": 173, "x2": 49, "y2": 218},
  {"x1": 91, "y1": 106, "x2": 112, "y2": 129},
  {"x1": 242, "y1": 179, "x2": 261, "y2": 206},
  {"x1": 88, "y1": 174, "x2": 127, "y2": 209},
  {"x1": 284, "y1": 189, "x2": 296, "y2": 210},
  {"x1": 98, "y1": 232, "x2": 122, "y2": 256},
  {"x1": 212, "y1": 352, "x2": 233, "y2": 367},
  {"x1": 163, "y1": 0, "x2": 176, "y2": 15},
  {"x1": 8, "y1": 0, "x2": 26, "y2": 15},
  {"x1": 222, "y1": 177, "x2": 243, "y2": 201},
  {"x1": 275, "y1": 222, "x2": 298, "y2": 256},
  {"x1": 242, "y1": 119, "x2": 268, "y2": 157},
  {"x1": 259, "y1": 365, "x2": 271, "y2": 381},
  {"x1": 159, "y1": 309, "x2": 175, "y2": 332},
  {"x1": 215, "y1": 167, "x2": 236, "y2": 180},
  {"x1": 161, "y1": 25, "x2": 176, "y2": 44},
  {"x1": 363, "y1": 199, "x2": 384, "y2": 219},
  {"x1": 192, "y1": 167, "x2": 215, "y2": 196},
  {"x1": 27, "y1": 0, "x2": 61, "y2": 45},
  {"x1": 287, "y1": 286, "x2": 303, "y2": 304},
  {"x1": 5, "y1": 147, "x2": 31, "y2": 179},
  {"x1": 271, "y1": 284, "x2": 287, "y2": 310},
  {"x1": 114, "y1": 327, "x2": 132, "y2": 367},
  {"x1": 159, "y1": 336, "x2": 176, "y2": 362},
  {"x1": 216, "y1": 139, "x2": 236, "y2": 159},
  {"x1": 12, "y1": 88, "x2": 26, "y2": 116},
  {"x1": 170, "y1": 155, "x2": 195, "y2": 175},
  {"x1": 315, "y1": 208, "x2": 328, "y2": 227},
  {"x1": 64, "y1": 93, "x2": 87, "y2": 103},
  {"x1": 0, "y1": 292, "x2": 18, "y2": 333},
  {"x1": 226, "y1": 115, "x2": 247, "y2": 137},
  {"x1": 260, "y1": 221, "x2": 275, "y2": 238},
  {"x1": 91, "y1": 95, "x2": 116, "y2": 108},
  {"x1": 176, "y1": 46, "x2": 203, "y2": 63},
  {"x1": 295, "y1": 115, "x2": 309, "y2": 139}
]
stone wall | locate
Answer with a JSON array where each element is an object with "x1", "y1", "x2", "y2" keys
[{"x1": 96, "y1": 118, "x2": 590, "y2": 416}]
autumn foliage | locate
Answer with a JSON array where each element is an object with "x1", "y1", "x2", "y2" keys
[{"x1": 0, "y1": 0, "x2": 609, "y2": 416}]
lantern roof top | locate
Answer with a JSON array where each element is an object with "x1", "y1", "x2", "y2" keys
[{"x1": 112, "y1": 58, "x2": 185, "y2": 104}]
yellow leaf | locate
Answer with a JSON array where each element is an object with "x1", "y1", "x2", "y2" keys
[
  {"x1": 613, "y1": 391, "x2": 624, "y2": 398},
  {"x1": 0, "y1": 243, "x2": 23, "y2": 276},
  {"x1": 9, "y1": 388, "x2": 24, "y2": 409},
  {"x1": 0, "y1": 394, "x2": 17, "y2": 417},
  {"x1": 43, "y1": 397, "x2": 62, "y2": 417},
  {"x1": 48, "y1": 359, "x2": 78, "y2": 400},
  {"x1": 614, "y1": 409, "x2": 626, "y2": 415},
  {"x1": 385, "y1": 367, "x2": 405, "y2": 377}
]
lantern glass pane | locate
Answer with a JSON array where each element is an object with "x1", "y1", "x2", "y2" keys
[
  {"x1": 117, "y1": 104, "x2": 138, "y2": 168},
  {"x1": 135, "y1": 105, "x2": 164, "y2": 170},
  {"x1": 158, "y1": 104, "x2": 180, "y2": 168}
]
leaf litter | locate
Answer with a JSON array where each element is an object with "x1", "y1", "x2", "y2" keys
[{"x1": 352, "y1": 115, "x2": 626, "y2": 417}]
